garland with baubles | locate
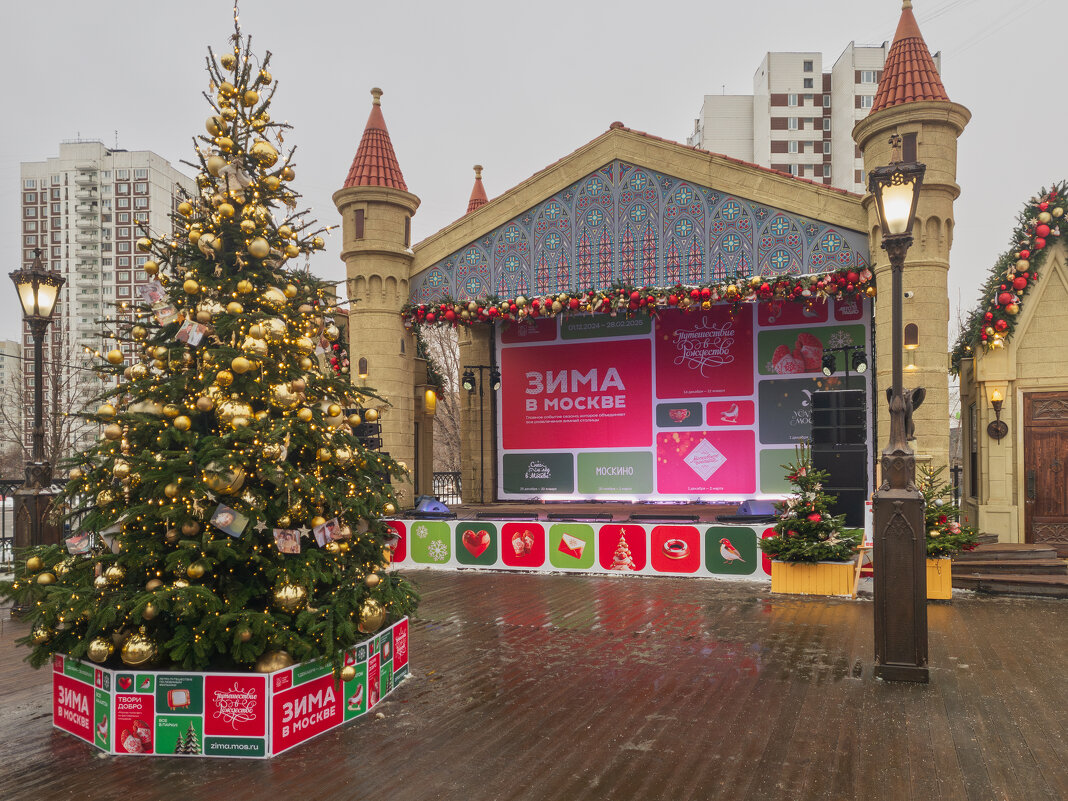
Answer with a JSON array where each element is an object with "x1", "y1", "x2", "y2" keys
[
  {"x1": 401, "y1": 266, "x2": 874, "y2": 328},
  {"x1": 951, "y1": 181, "x2": 1066, "y2": 373}
]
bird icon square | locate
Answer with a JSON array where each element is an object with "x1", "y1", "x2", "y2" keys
[{"x1": 704, "y1": 526, "x2": 757, "y2": 575}]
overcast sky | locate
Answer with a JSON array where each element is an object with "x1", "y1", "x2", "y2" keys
[{"x1": 1, "y1": 0, "x2": 1062, "y2": 343}]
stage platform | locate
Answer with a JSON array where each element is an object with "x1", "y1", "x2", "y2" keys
[{"x1": 438, "y1": 501, "x2": 744, "y2": 524}]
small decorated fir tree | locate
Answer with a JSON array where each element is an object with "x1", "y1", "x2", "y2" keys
[
  {"x1": 918, "y1": 465, "x2": 978, "y2": 557},
  {"x1": 759, "y1": 444, "x2": 862, "y2": 563},
  {"x1": 1, "y1": 19, "x2": 417, "y2": 673}
]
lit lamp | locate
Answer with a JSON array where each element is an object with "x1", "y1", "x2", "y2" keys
[
  {"x1": 357, "y1": 357, "x2": 368, "y2": 379},
  {"x1": 424, "y1": 388, "x2": 437, "y2": 416},
  {"x1": 988, "y1": 388, "x2": 1007, "y2": 442},
  {"x1": 868, "y1": 134, "x2": 929, "y2": 683},
  {"x1": 904, "y1": 323, "x2": 919, "y2": 371},
  {"x1": 9, "y1": 249, "x2": 66, "y2": 550}
]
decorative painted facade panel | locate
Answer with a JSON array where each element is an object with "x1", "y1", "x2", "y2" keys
[{"x1": 411, "y1": 160, "x2": 868, "y2": 303}]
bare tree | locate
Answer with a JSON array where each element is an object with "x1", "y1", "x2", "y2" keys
[
  {"x1": 421, "y1": 326, "x2": 461, "y2": 474},
  {"x1": 0, "y1": 330, "x2": 101, "y2": 477}
]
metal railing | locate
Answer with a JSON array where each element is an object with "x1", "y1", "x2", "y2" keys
[{"x1": 432, "y1": 472, "x2": 462, "y2": 506}]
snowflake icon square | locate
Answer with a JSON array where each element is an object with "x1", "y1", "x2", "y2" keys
[
  {"x1": 409, "y1": 521, "x2": 452, "y2": 564},
  {"x1": 683, "y1": 439, "x2": 727, "y2": 481}
]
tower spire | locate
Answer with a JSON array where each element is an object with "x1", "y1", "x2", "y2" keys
[
  {"x1": 343, "y1": 87, "x2": 407, "y2": 190},
  {"x1": 869, "y1": 0, "x2": 949, "y2": 113},
  {"x1": 466, "y1": 165, "x2": 488, "y2": 214}
]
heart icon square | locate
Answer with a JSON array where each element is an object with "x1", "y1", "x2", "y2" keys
[
  {"x1": 462, "y1": 529, "x2": 490, "y2": 558},
  {"x1": 118, "y1": 676, "x2": 132, "y2": 691}
]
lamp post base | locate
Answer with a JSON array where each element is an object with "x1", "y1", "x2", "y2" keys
[
  {"x1": 873, "y1": 662, "x2": 930, "y2": 683},
  {"x1": 12, "y1": 485, "x2": 61, "y2": 550}
]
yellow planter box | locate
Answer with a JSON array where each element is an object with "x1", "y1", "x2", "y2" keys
[
  {"x1": 926, "y1": 557, "x2": 953, "y2": 600},
  {"x1": 770, "y1": 560, "x2": 855, "y2": 597}
]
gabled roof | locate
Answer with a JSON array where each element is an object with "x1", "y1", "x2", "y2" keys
[
  {"x1": 870, "y1": 0, "x2": 949, "y2": 113},
  {"x1": 343, "y1": 88, "x2": 408, "y2": 191},
  {"x1": 466, "y1": 165, "x2": 488, "y2": 214}
]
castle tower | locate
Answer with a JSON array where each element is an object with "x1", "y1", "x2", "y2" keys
[
  {"x1": 333, "y1": 88, "x2": 431, "y2": 503},
  {"x1": 853, "y1": 0, "x2": 970, "y2": 474}
]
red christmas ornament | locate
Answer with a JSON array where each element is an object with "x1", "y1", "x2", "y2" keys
[
  {"x1": 569, "y1": 298, "x2": 580, "y2": 309},
  {"x1": 630, "y1": 291, "x2": 641, "y2": 302},
  {"x1": 1013, "y1": 276, "x2": 1028, "y2": 291},
  {"x1": 1036, "y1": 224, "x2": 1051, "y2": 238},
  {"x1": 1039, "y1": 202, "x2": 1049, "y2": 211},
  {"x1": 846, "y1": 271, "x2": 859, "y2": 284},
  {"x1": 995, "y1": 319, "x2": 1008, "y2": 331},
  {"x1": 444, "y1": 309, "x2": 456, "y2": 322},
  {"x1": 425, "y1": 312, "x2": 436, "y2": 323},
  {"x1": 807, "y1": 512, "x2": 822, "y2": 523},
  {"x1": 1019, "y1": 249, "x2": 1030, "y2": 259},
  {"x1": 690, "y1": 288, "x2": 701, "y2": 300},
  {"x1": 984, "y1": 312, "x2": 994, "y2": 321},
  {"x1": 530, "y1": 299, "x2": 540, "y2": 309},
  {"x1": 488, "y1": 307, "x2": 499, "y2": 318},
  {"x1": 668, "y1": 294, "x2": 678, "y2": 306},
  {"x1": 1035, "y1": 237, "x2": 1047, "y2": 250},
  {"x1": 998, "y1": 292, "x2": 1013, "y2": 306},
  {"x1": 700, "y1": 287, "x2": 711, "y2": 300}
]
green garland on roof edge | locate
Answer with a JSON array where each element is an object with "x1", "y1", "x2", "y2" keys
[
  {"x1": 401, "y1": 266, "x2": 875, "y2": 328},
  {"x1": 951, "y1": 181, "x2": 1066, "y2": 374}
]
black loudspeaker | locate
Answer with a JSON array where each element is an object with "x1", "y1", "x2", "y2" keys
[{"x1": 810, "y1": 390, "x2": 867, "y2": 528}]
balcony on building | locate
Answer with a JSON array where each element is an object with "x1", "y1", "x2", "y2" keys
[
  {"x1": 74, "y1": 231, "x2": 99, "y2": 245},
  {"x1": 74, "y1": 171, "x2": 98, "y2": 187},
  {"x1": 75, "y1": 216, "x2": 98, "y2": 230},
  {"x1": 74, "y1": 187, "x2": 98, "y2": 201},
  {"x1": 75, "y1": 203, "x2": 98, "y2": 216}
]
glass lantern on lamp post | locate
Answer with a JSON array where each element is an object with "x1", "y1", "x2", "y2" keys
[
  {"x1": 868, "y1": 136, "x2": 929, "y2": 682},
  {"x1": 9, "y1": 248, "x2": 65, "y2": 549}
]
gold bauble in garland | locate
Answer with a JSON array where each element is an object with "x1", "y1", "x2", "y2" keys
[
  {"x1": 183, "y1": 279, "x2": 200, "y2": 295},
  {"x1": 364, "y1": 408, "x2": 380, "y2": 423},
  {"x1": 93, "y1": 575, "x2": 109, "y2": 589},
  {"x1": 383, "y1": 502, "x2": 396, "y2": 516},
  {"x1": 324, "y1": 541, "x2": 340, "y2": 554},
  {"x1": 246, "y1": 236, "x2": 270, "y2": 260},
  {"x1": 264, "y1": 317, "x2": 287, "y2": 343},
  {"x1": 164, "y1": 527, "x2": 180, "y2": 543},
  {"x1": 358, "y1": 599, "x2": 387, "y2": 634},
  {"x1": 364, "y1": 572, "x2": 381, "y2": 588},
  {"x1": 310, "y1": 515, "x2": 327, "y2": 529},
  {"x1": 181, "y1": 521, "x2": 200, "y2": 536},
  {"x1": 142, "y1": 602, "x2": 158, "y2": 621},
  {"x1": 177, "y1": 201, "x2": 193, "y2": 217},
  {"x1": 136, "y1": 237, "x2": 153, "y2": 253},
  {"x1": 131, "y1": 324, "x2": 147, "y2": 340},
  {"x1": 242, "y1": 89, "x2": 259, "y2": 107},
  {"x1": 324, "y1": 324, "x2": 340, "y2": 341},
  {"x1": 276, "y1": 515, "x2": 292, "y2": 528},
  {"x1": 103, "y1": 423, "x2": 122, "y2": 441},
  {"x1": 335, "y1": 446, "x2": 352, "y2": 463},
  {"x1": 347, "y1": 413, "x2": 362, "y2": 427},
  {"x1": 196, "y1": 395, "x2": 215, "y2": 412},
  {"x1": 280, "y1": 166, "x2": 296, "y2": 181},
  {"x1": 272, "y1": 583, "x2": 307, "y2": 613},
  {"x1": 218, "y1": 202, "x2": 235, "y2": 218},
  {"x1": 215, "y1": 369, "x2": 234, "y2": 387},
  {"x1": 226, "y1": 301, "x2": 244, "y2": 315},
  {"x1": 113, "y1": 460, "x2": 131, "y2": 480},
  {"x1": 173, "y1": 579, "x2": 190, "y2": 589},
  {"x1": 106, "y1": 349, "x2": 123, "y2": 365},
  {"x1": 130, "y1": 363, "x2": 148, "y2": 380},
  {"x1": 339, "y1": 664, "x2": 357, "y2": 682},
  {"x1": 290, "y1": 377, "x2": 306, "y2": 392},
  {"x1": 269, "y1": 383, "x2": 300, "y2": 410},
  {"x1": 254, "y1": 650, "x2": 294, "y2": 673},
  {"x1": 250, "y1": 139, "x2": 279, "y2": 167},
  {"x1": 312, "y1": 236, "x2": 324, "y2": 249},
  {"x1": 237, "y1": 279, "x2": 254, "y2": 295},
  {"x1": 146, "y1": 578, "x2": 163, "y2": 591},
  {"x1": 120, "y1": 628, "x2": 157, "y2": 666},
  {"x1": 238, "y1": 628, "x2": 253, "y2": 643},
  {"x1": 316, "y1": 447, "x2": 332, "y2": 462},
  {"x1": 297, "y1": 407, "x2": 313, "y2": 422},
  {"x1": 299, "y1": 356, "x2": 313, "y2": 371},
  {"x1": 173, "y1": 415, "x2": 192, "y2": 431},
  {"x1": 164, "y1": 483, "x2": 180, "y2": 499},
  {"x1": 32, "y1": 626, "x2": 52, "y2": 644},
  {"x1": 262, "y1": 442, "x2": 283, "y2": 461},
  {"x1": 186, "y1": 562, "x2": 206, "y2": 580},
  {"x1": 202, "y1": 462, "x2": 246, "y2": 494},
  {"x1": 216, "y1": 397, "x2": 253, "y2": 428},
  {"x1": 231, "y1": 356, "x2": 252, "y2": 374},
  {"x1": 97, "y1": 490, "x2": 116, "y2": 507},
  {"x1": 278, "y1": 225, "x2": 293, "y2": 240},
  {"x1": 26, "y1": 555, "x2": 44, "y2": 572},
  {"x1": 36, "y1": 571, "x2": 56, "y2": 585},
  {"x1": 215, "y1": 136, "x2": 234, "y2": 153},
  {"x1": 261, "y1": 287, "x2": 287, "y2": 309},
  {"x1": 241, "y1": 336, "x2": 268, "y2": 356},
  {"x1": 219, "y1": 53, "x2": 236, "y2": 70},
  {"x1": 163, "y1": 403, "x2": 181, "y2": 418},
  {"x1": 69, "y1": 466, "x2": 84, "y2": 481},
  {"x1": 87, "y1": 637, "x2": 114, "y2": 664},
  {"x1": 104, "y1": 565, "x2": 126, "y2": 584},
  {"x1": 283, "y1": 244, "x2": 300, "y2": 259},
  {"x1": 206, "y1": 115, "x2": 226, "y2": 136}
]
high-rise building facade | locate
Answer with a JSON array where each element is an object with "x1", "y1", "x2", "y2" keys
[
  {"x1": 687, "y1": 42, "x2": 940, "y2": 193},
  {"x1": 19, "y1": 141, "x2": 194, "y2": 450}
]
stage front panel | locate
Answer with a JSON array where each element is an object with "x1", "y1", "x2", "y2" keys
[{"x1": 495, "y1": 299, "x2": 872, "y2": 502}]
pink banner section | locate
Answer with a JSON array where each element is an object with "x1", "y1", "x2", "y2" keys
[
  {"x1": 655, "y1": 430, "x2": 756, "y2": 494},
  {"x1": 500, "y1": 339, "x2": 652, "y2": 449},
  {"x1": 654, "y1": 304, "x2": 754, "y2": 399}
]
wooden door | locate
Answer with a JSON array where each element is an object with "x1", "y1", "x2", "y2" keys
[{"x1": 1023, "y1": 392, "x2": 1068, "y2": 555}]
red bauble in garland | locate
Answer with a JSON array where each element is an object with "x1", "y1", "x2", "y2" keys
[
  {"x1": 1036, "y1": 224, "x2": 1051, "y2": 238},
  {"x1": 1034, "y1": 237, "x2": 1047, "y2": 250},
  {"x1": 995, "y1": 319, "x2": 1008, "y2": 331},
  {"x1": 807, "y1": 512, "x2": 821, "y2": 523},
  {"x1": 1013, "y1": 276, "x2": 1028, "y2": 291},
  {"x1": 984, "y1": 312, "x2": 994, "y2": 321},
  {"x1": 998, "y1": 292, "x2": 1014, "y2": 306}
]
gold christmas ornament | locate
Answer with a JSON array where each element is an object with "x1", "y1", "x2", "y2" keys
[
  {"x1": 120, "y1": 628, "x2": 157, "y2": 666},
  {"x1": 26, "y1": 555, "x2": 44, "y2": 572},
  {"x1": 276, "y1": 515, "x2": 292, "y2": 528},
  {"x1": 113, "y1": 460, "x2": 131, "y2": 480},
  {"x1": 262, "y1": 442, "x2": 283, "y2": 460},
  {"x1": 146, "y1": 578, "x2": 163, "y2": 591},
  {"x1": 104, "y1": 565, "x2": 126, "y2": 584},
  {"x1": 238, "y1": 628, "x2": 253, "y2": 643},
  {"x1": 278, "y1": 225, "x2": 293, "y2": 239},
  {"x1": 325, "y1": 541, "x2": 340, "y2": 554},
  {"x1": 215, "y1": 136, "x2": 234, "y2": 153},
  {"x1": 240, "y1": 219, "x2": 257, "y2": 234},
  {"x1": 32, "y1": 626, "x2": 52, "y2": 644},
  {"x1": 69, "y1": 466, "x2": 84, "y2": 481},
  {"x1": 335, "y1": 446, "x2": 352, "y2": 463},
  {"x1": 186, "y1": 562, "x2": 206, "y2": 580},
  {"x1": 340, "y1": 665, "x2": 357, "y2": 682},
  {"x1": 206, "y1": 115, "x2": 226, "y2": 136},
  {"x1": 310, "y1": 515, "x2": 327, "y2": 529},
  {"x1": 130, "y1": 363, "x2": 148, "y2": 380},
  {"x1": 237, "y1": 279, "x2": 254, "y2": 296},
  {"x1": 183, "y1": 278, "x2": 200, "y2": 295},
  {"x1": 364, "y1": 408, "x2": 380, "y2": 423},
  {"x1": 98, "y1": 403, "x2": 117, "y2": 419},
  {"x1": 296, "y1": 407, "x2": 314, "y2": 422},
  {"x1": 136, "y1": 237, "x2": 153, "y2": 253},
  {"x1": 298, "y1": 356, "x2": 313, "y2": 371},
  {"x1": 242, "y1": 89, "x2": 259, "y2": 107},
  {"x1": 383, "y1": 502, "x2": 396, "y2": 515},
  {"x1": 218, "y1": 202, "x2": 235, "y2": 218},
  {"x1": 87, "y1": 638, "x2": 114, "y2": 663},
  {"x1": 106, "y1": 348, "x2": 124, "y2": 365},
  {"x1": 248, "y1": 237, "x2": 270, "y2": 259},
  {"x1": 269, "y1": 383, "x2": 300, "y2": 409},
  {"x1": 358, "y1": 599, "x2": 387, "y2": 634},
  {"x1": 263, "y1": 317, "x2": 287, "y2": 343},
  {"x1": 312, "y1": 236, "x2": 324, "y2": 249},
  {"x1": 264, "y1": 175, "x2": 281, "y2": 191},
  {"x1": 284, "y1": 244, "x2": 300, "y2": 258},
  {"x1": 130, "y1": 400, "x2": 164, "y2": 416},
  {"x1": 254, "y1": 650, "x2": 294, "y2": 673},
  {"x1": 164, "y1": 483, "x2": 180, "y2": 499},
  {"x1": 261, "y1": 287, "x2": 287, "y2": 309},
  {"x1": 347, "y1": 413, "x2": 362, "y2": 427},
  {"x1": 324, "y1": 324, "x2": 340, "y2": 341},
  {"x1": 280, "y1": 166, "x2": 295, "y2": 181},
  {"x1": 226, "y1": 301, "x2": 244, "y2": 315},
  {"x1": 272, "y1": 583, "x2": 308, "y2": 613},
  {"x1": 173, "y1": 415, "x2": 192, "y2": 431},
  {"x1": 142, "y1": 602, "x2": 158, "y2": 621},
  {"x1": 94, "y1": 575, "x2": 109, "y2": 590},
  {"x1": 216, "y1": 369, "x2": 234, "y2": 387},
  {"x1": 173, "y1": 579, "x2": 190, "y2": 588},
  {"x1": 164, "y1": 528, "x2": 180, "y2": 543},
  {"x1": 219, "y1": 53, "x2": 236, "y2": 70},
  {"x1": 196, "y1": 395, "x2": 215, "y2": 412},
  {"x1": 202, "y1": 462, "x2": 246, "y2": 494},
  {"x1": 365, "y1": 572, "x2": 381, "y2": 588},
  {"x1": 250, "y1": 139, "x2": 279, "y2": 167},
  {"x1": 241, "y1": 336, "x2": 268, "y2": 356},
  {"x1": 217, "y1": 397, "x2": 253, "y2": 428},
  {"x1": 131, "y1": 325, "x2": 147, "y2": 340},
  {"x1": 181, "y1": 521, "x2": 200, "y2": 535},
  {"x1": 96, "y1": 490, "x2": 116, "y2": 506},
  {"x1": 231, "y1": 356, "x2": 252, "y2": 374}
]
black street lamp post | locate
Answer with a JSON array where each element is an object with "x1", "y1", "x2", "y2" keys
[
  {"x1": 868, "y1": 136, "x2": 929, "y2": 682},
  {"x1": 9, "y1": 249, "x2": 65, "y2": 550},
  {"x1": 462, "y1": 364, "x2": 500, "y2": 503}
]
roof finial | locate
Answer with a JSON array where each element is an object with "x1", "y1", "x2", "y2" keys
[
  {"x1": 473, "y1": 164, "x2": 483, "y2": 179},
  {"x1": 902, "y1": 0, "x2": 912, "y2": 8},
  {"x1": 371, "y1": 87, "x2": 383, "y2": 106}
]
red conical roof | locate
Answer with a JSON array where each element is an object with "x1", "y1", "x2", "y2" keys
[
  {"x1": 870, "y1": 1, "x2": 949, "y2": 113},
  {"x1": 343, "y1": 88, "x2": 408, "y2": 191},
  {"x1": 466, "y1": 165, "x2": 488, "y2": 214}
]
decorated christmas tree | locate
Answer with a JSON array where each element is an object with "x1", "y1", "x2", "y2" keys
[
  {"x1": 918, "y1": 465, "x2": 978, "y2": 557},
  {"x1": 182, "y1": 722, "x2": 201, "y2": 755},
  {"x1": 1, "y1": 19, "x2": 417, "y2": 673},
  {"x1": 759, "y1": 444, "x2": 862, "y2": 563}
]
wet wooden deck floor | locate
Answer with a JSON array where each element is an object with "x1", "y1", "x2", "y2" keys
[{"x1": 2, "y1": 570, "x2": 1067, "y2": 801}]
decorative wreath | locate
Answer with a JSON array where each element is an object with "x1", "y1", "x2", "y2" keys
[{"x1": 951, "y1": 181, "x2": 1066, "y2": 372}]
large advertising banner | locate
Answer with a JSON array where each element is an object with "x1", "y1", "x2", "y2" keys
[{"x1": 496, "y1": 299, "x2": 871, "y2": 501}]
